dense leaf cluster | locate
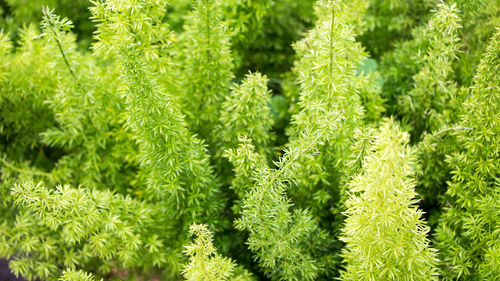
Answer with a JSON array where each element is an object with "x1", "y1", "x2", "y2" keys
[{"x1": 0, "y1": 0, "x2": 498, "y2": 280}]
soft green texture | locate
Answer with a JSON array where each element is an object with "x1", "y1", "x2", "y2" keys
[
  {"x1": 340, "y1": 119, "x2": 439, "y2": 281},
  {"x1": 59, "y1": 269, "x2": 100, "y2": 281},
  {"x1": 435, "y1": 29, "x2": 500, "y2": 281},
  {"x1": 182, "y1": 224, "x2": 254, "y2": 281},
  {"x1": 0, "y1": 0, "x2": 499, "y2": 280}
]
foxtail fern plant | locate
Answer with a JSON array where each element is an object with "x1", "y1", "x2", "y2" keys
[
  {"x1": 227, "y1": 106, "x2": 343, "y2": 280},
  {"x1": 1, "y1": 0, "x2": 499, "y2": 280},
  {"x1": 3, "y1": 181, "x2": 170, "y2": 280},
  {"x1": 451, "y1": 0, "x2": 494, "y2": 86},
  {"x1": 218, "y1": 72, "x2": 273, "y2": 155},
  {"x1": 0, "y1": 25, "x2": 57, "y2": 162},
  {"x1": 434, "y1": 29, "x2": 500, "y2": 280},
  {"x1": 287, "y1": 0, "x2": 381, "y2": 223},
  {"x1": 91, "y1": 0, "x2": 222, "y2": 224},
  {"x1": 394, "y1": 4, "x2": 463, "y2": 216},
  {"x1": 59, "y1": 269, "x2": 100, "y2": 281},
  {"x1": 183, "y1": 224, "x2": 253, "y2": 281},
  {"x1": 340, "y1": 119, "x2": 439, "y2": 281},
  {"x1": 179, "y1": 0, "x2": 234, "y2": 145},
  {"x1": 40, "y1": 8, "x2": 134, "y2": 190},
  {"x1": 382, "y1": 2, "x2": 461, "y2": 132},
  {"x1": 398, "y1": 3, "x2": 462, "y2": 141}
]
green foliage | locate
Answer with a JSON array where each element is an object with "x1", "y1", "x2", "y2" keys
[
  {"x1": 218, "y1": 72, "x2": 273, "y2": 154},
  {"x1": 4, "y1": 181, "x2": 171, "y2": 280},
  {"x1": 0, "y1": 0, "x2": 499, "y2": 280},
  {"x1": 398, "y1": 3, "x2": 462, "y2": 141},
  {"x1": 226, "y1": 58, "x2": 346, "y2": 278},
  {"x1": 228, "y1": 117, "x2": 339, "y2": 280},
  {"x1": 92, "y1": 0, "x2": 223, "y2": 224},
  {"x1": 382, "y1": 2, "x2": 461, "y2": 128},
  {"x1": 223, "y1": 0, "x2": 316, "y2": 78},
  {"x1": 0, "y1": 25, "x2": 57, "y2": 159},
  {"x1": 39, "y1": 8, "x2": 134, "y2": 189},
  {"x1": 119, "y1": 44, "x2": 222, "y2": 221},
  {"x1": 183, "y1": 224, "x2": 254, "y2": 281},
  {"x1": 434, "y1": 29, "x2": 500, "y2": 280},
  {"x1": 90, "y1": 0, "x2": 171, "y2": 69},
  {"x1": 1, "y1": 0, "x2": 93, "y2": 47},
  {"x1": 179, "y1": 0, "x2": 234, "y2": 143},
  {"x1": 360, "y1": 0, "x2": 436, "y2": 57},
  {"x1": 59, "y1": 269, "x2": 100, "y2": 281},
  {"x1": 340, "y1": 119, "x2": 439, "y2": 280},
  {"x1": 183, "y1": 224, "x2": 234, "y2": 280},
  {"x1": 453, "y1": 0, "x2": 499, "y2": 86},
  {"x1": 286, "y1": 0, "x2": 382, "y2": 234}
]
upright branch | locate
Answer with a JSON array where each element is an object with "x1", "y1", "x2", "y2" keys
[
  {"x1": 287, "y1": 0, "x2": 379, "y2": 226},
  {"x1": 398, "y1": 3, "x2": 462, "y2": 141},
  {"x1": 40, "y1": 8, "x2": 132, "y2": 189},
  {"x1": 434, "y1": 29, "x2": 500, "y2": 280},
  {"x1": 41, "y1": 6, "x2": 76, "y2": 79},
  {"x1": 340, "y1": 119, "x2": 439, "y2": 281},
  {"x1": 229, "y1": 106, "x2": 343, "y2": 280},
  {"x1": 180, "y1": 0, "x2": 234, "y2": 145},
  {"x1": 90, "y1": 0, "x2": 222, "y2": 223},
  {"x1": 218, "y1": 72, "x2": 274, "y2": 154}
]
